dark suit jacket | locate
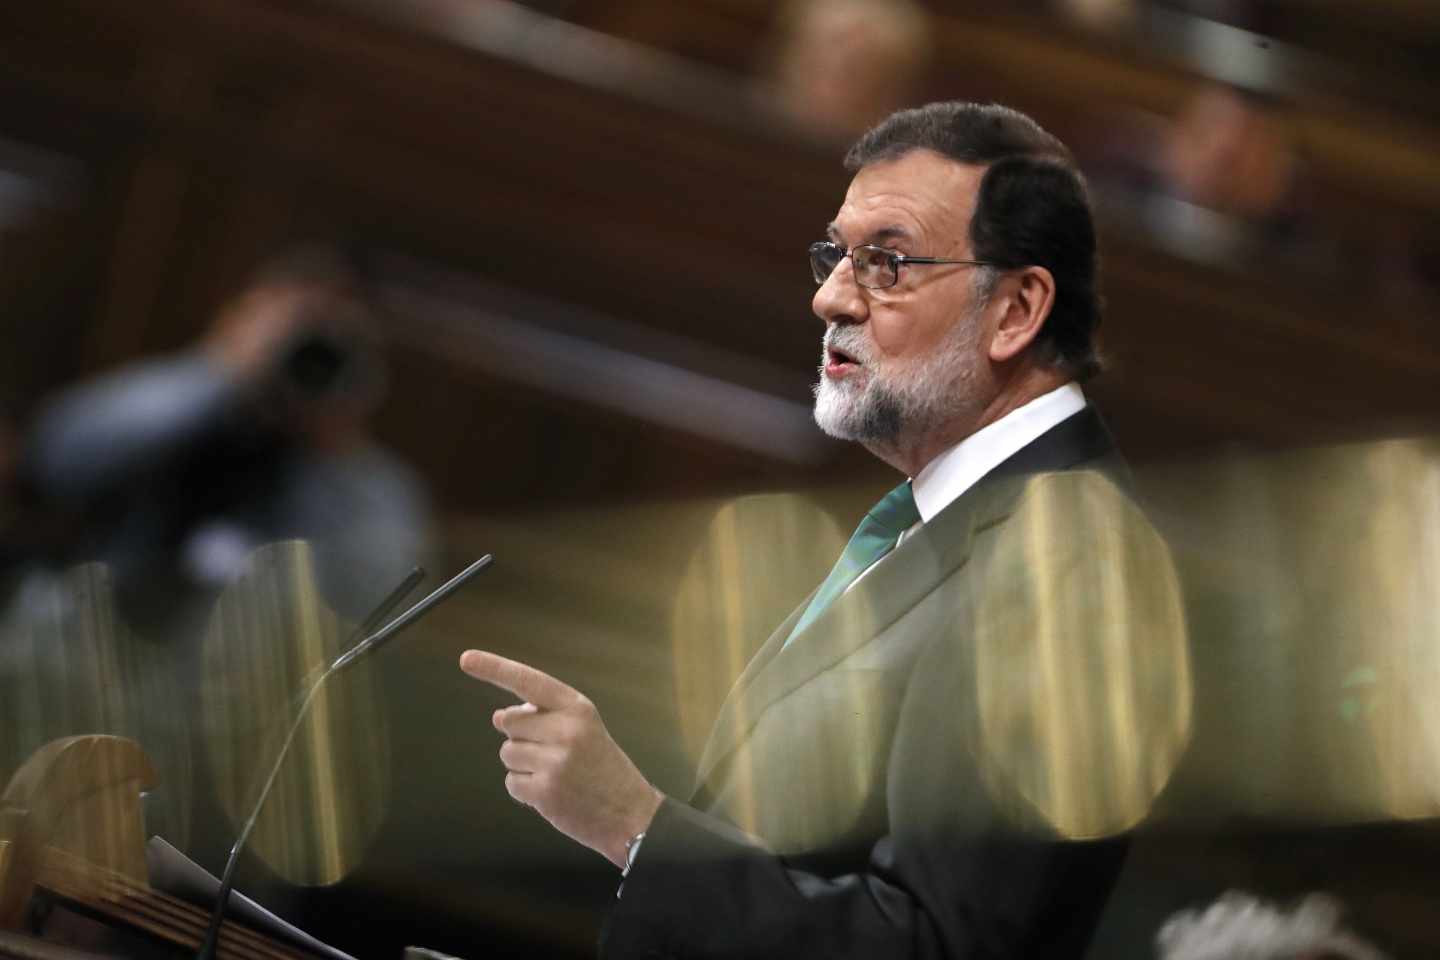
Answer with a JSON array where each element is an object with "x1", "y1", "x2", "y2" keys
[{"x1": 600, "y1": 408, "x2": 1190, "y2": 959}]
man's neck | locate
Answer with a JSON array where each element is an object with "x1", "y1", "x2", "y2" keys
[{"x1": 864, "y1": 365, "x2": 1071, "y2": 477}]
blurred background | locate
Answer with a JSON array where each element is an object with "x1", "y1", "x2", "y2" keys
[{"x1": 1, "y1": 0, "x2": 1438, "y2": 958}]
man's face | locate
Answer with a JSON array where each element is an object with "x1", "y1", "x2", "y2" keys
[{"x1": 812, "y1": 149, "x2": 993, "y2": 447}]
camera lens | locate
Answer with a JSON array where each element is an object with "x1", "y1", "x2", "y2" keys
[{"x1": 284, "y1": 333, "x2": 350, "y2": 395}]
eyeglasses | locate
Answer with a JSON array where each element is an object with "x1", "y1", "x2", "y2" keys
[{"x1": 809, "y1": 241, "x2": 998, "y2": 290}]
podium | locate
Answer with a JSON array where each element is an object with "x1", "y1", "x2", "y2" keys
[{"x1": 0, "y1": 736, "x2": 328, "y2": 960}]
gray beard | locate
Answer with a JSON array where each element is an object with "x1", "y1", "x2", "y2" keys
[
  {"x1": 812, "y1": 317, "x2": 983, "y2": 447},
  {"x1": 813, "y1": 372, "x2": 910, "y2": 444}
]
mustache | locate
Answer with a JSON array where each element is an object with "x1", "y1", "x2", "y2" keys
[{"x1": 822, "y1": 327, "x2": 872, "y2": 364}]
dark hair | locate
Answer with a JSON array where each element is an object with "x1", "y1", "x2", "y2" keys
[{"x1": 844, "y1": 102, "x2": 1103, "y2": 380}]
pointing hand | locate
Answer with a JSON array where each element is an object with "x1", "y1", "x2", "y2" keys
[{"x1": 459, "y1": 650, "x2": 663, "y2": 867}]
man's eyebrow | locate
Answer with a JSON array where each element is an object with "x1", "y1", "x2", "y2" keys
[
  {"x1": 825, "y1": 222, "x2": 913, "y2": 246},
  {"x1": 868, "y1": 225, "x2": 912, "y2": 244}
]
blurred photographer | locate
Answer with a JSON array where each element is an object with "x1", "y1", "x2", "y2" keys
[{"x1": 19, "y1": 247, "x2": 431, "y2": 632}]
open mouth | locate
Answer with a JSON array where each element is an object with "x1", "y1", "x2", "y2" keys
[{"x1": 825, "y1": 346, "x2": 861, "y2": 377}]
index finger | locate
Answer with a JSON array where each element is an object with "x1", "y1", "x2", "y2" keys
[{"x1": 459, "y1": 650, "x2": 579, "y2": 710}]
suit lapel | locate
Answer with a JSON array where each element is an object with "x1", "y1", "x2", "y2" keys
[
  {"x1": 694, "y1": 478, "x2": 1017, "y2": 789},
  {"x1": 692, "y1": 406, "x2": 1122, "y2": 795}
]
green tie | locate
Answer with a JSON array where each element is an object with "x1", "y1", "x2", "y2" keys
[{"x1": 783, "y1": 481, "x2": 920, "y2": 649}]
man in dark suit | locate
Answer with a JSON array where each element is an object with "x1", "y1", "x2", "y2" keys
[{"x1": 460, "y1": 101, "x2": 1190, "y2": 958}]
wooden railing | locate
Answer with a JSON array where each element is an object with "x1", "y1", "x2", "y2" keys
[{"x1": 0, "y1": 736, "x2": 330, "y2": 960}]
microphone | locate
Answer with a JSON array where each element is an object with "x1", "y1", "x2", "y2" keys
[
  {"x1": 328, "y1": 554, "x2": 493, "y2": 673},
  {"x1": 196, "y1": 554, "x2": 495, "y2": 960}
]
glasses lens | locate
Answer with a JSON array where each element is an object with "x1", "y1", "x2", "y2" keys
[
  {"x1": 809, "y1": 242, "x2": 842, "y2": 285},
  {"x1": 851, "y1": 246, "x2": 896, "y2": 289}
]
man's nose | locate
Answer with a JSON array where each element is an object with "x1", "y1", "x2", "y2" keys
[{"x1": 812, "y1": 256, "x2": 867, "y2": 327}]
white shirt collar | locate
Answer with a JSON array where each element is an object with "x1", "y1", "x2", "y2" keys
[{"x1": 910, "y1": 382, "x2": 1087, "y2": 523}]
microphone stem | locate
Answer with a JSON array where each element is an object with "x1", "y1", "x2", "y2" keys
[
  {"x1": 198, "y1": 567, "x2": 426, "y2": 959},
  {"x1": 196, "y1": 668, "x2": 334, "y2": 960},
  {"x1": 193, "y1": 556, "x2": 491, "y2": 960}
]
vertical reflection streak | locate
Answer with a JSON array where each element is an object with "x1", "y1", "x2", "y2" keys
[
  {"x1": 1360, "y1": 442, "x2": 1440, "y2": 818},
  {"x1": 713, "y1": 505, "x2": 759, "y2": 837},
  {"x1": 203, "y1": 541, "x2": 388, "y2": 886},
  {"x1": 670, "y1": 494, "x2": 847, "y2": 840},
  {"x1": 977, "y1": 473, "x2": 1190, "y2": 838},
  {"x1": 1026, "y1": 481, "x2": 1073, "y2": 833},
  {"x1": 716, "y1": 505, "x2": 748, "y2": 696},
  {"x1": 1097, "y1": 506, "x2": 1141, "y2": 825},
  {"x1": 296, "y1": 568, "x2": 344, "y2": 884},
  {"x1": 1420, "y1": 460, "x2": 1440, "y2": 806}
]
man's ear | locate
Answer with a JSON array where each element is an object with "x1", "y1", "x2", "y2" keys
[{"x1": 987, "y1": 265, "x2": 1056, "y2": 364}]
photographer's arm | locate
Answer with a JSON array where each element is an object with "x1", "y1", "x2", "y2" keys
[
  {"x1": 25, "y1": 352, "x2": 240, "y2": 504},
  {"x1": 25, "y1": 284, "x2": 307, "y2": 505}
]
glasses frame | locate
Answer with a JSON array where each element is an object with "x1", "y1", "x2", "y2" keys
[{"x1": 809, "y1": 241, "x2": 1000, "y2": 290}]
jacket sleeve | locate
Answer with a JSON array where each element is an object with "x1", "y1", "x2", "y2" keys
[{"x1": 600, "y1": 756, "x2": 1127, "y2": 959}]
